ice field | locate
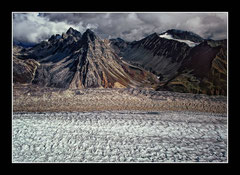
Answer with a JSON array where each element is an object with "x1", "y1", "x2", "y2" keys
[{"x1": 12, "y1": 111, "x2": 227, "y2": 163}]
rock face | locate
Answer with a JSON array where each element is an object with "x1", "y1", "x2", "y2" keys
[
  {"x1": 13, "y1": 28, "x2": 159, "y2": 89},
  {"x1": 111, "y1": 29, "x2": 227, "y2": 96},
  {"x1": 122, "y1": 32, "x2": 191, "y2": 81},
  {"x1": 165, "y1": 39, "x2": 227, "y2": 95},
  {"x1": 13, "y1": 57, "x2": 40, "y2": 83},
  {"x1": 13, "y1": 46, "x2": 40, "y2": 83},
  {"x1": 109, "y1": 38, "x2": 130, "y2": 57}
]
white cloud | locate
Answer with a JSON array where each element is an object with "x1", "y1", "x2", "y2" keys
[
  {"x1": 13, "y1": 13, "x2": 84, "y2": 43},
  {"x1": 86, "y1": 23, "x2": 99, "y2": 30}
]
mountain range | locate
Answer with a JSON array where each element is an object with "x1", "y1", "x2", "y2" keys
[{"x1": 13, "y1": 27, "x2": 227, "y2": 95}]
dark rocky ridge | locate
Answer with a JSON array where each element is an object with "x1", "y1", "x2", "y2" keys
[
  {"x1": 122, "y1": 32, "x2": 191, "y2": 81},
  {"x1": 168, "y1": 39, "x2": 227, "y2": 95},
  {"x1": 110, "y1": 29, "x2": 227, "y2": 96},
  {"x1": 109, "y1": 38, "x2": 130, "y2": 57}
]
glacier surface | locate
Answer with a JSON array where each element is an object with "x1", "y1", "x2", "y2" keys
[{"x1": 12, "y1": 111, "x2": 227, "y2": 163}]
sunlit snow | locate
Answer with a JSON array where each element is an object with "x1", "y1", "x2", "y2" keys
[{"x1": 159, "y1": 33, "x2": 199, "y2": 47}]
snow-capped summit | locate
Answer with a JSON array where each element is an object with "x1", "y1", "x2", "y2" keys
[
  {"x1": 159, "y1": 32, "x2": 199, "y2": 47},
  {"x1": 163, "y1": 29, "x2": 204, "y2": 42},
  {"x1": 158, "y1": 29, "x2": 204, "y2": 47}
]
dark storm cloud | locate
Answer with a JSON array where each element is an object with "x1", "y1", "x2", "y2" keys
[
  {"x1": 135, "y1": 13, "x2": 227, "y2": 40},
  {"x1": 13, "y1": 12, "x2": 227, "y2": 44},
  {"x1": 40, "y1": 13, "x2": 98, "y2": 24},
  {"x1": 40, "y1": 13, "x2": 145, "y2": 41},
  {"x1": 200, "y1": 14, "x2": 227, "y2": 39}
]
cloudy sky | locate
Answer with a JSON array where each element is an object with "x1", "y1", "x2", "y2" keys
[{"x1": 13, "y1": 12, "x2": 228, "y2": 44}]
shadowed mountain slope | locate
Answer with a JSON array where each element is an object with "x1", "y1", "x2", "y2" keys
[{"x1": 110, "y1": 29, "x2": 227, "y2": 95}]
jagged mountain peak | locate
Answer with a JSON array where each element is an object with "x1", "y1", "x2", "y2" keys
[
  {"x1": 66, "y1": 27, "x2": 75, "y2": 33},
  {"x1": 85, "y1": 28, "x2": 94, "y2": 33},
  {"x1": 48, "y1": 34, "x2": 61, "y2": 42},
  {"x1": 14, "y1": 27, "x2": 159, "y2": 89},
  {"x1": 81, "y1": 29, "x2": 98, "y2": 42},
  {"x1": 66, "y1": 27, "x2": 81, "y2": 37},
  {"x1": 24, "y1": 28, "x2": 99, "y2": 62}
]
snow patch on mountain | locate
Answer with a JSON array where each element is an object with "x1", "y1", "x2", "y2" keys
[{"x1": 159, "y1": 33, "x2": 199, "y2": 47}]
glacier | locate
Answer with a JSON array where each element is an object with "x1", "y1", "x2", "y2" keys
[{"x1": 12, "y1": 111, "x2": 227, "y2": 163}]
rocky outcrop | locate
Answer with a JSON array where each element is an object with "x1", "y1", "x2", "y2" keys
[
  {"x1": 13, "y1": 56, "x2": 40, "y2": 84},
  {"x1": 13, "y1": 45, "x2": 40, "y2": 84},
  {"x1": 159, "y1": 39, "x2": 227, "y2": 95}
]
